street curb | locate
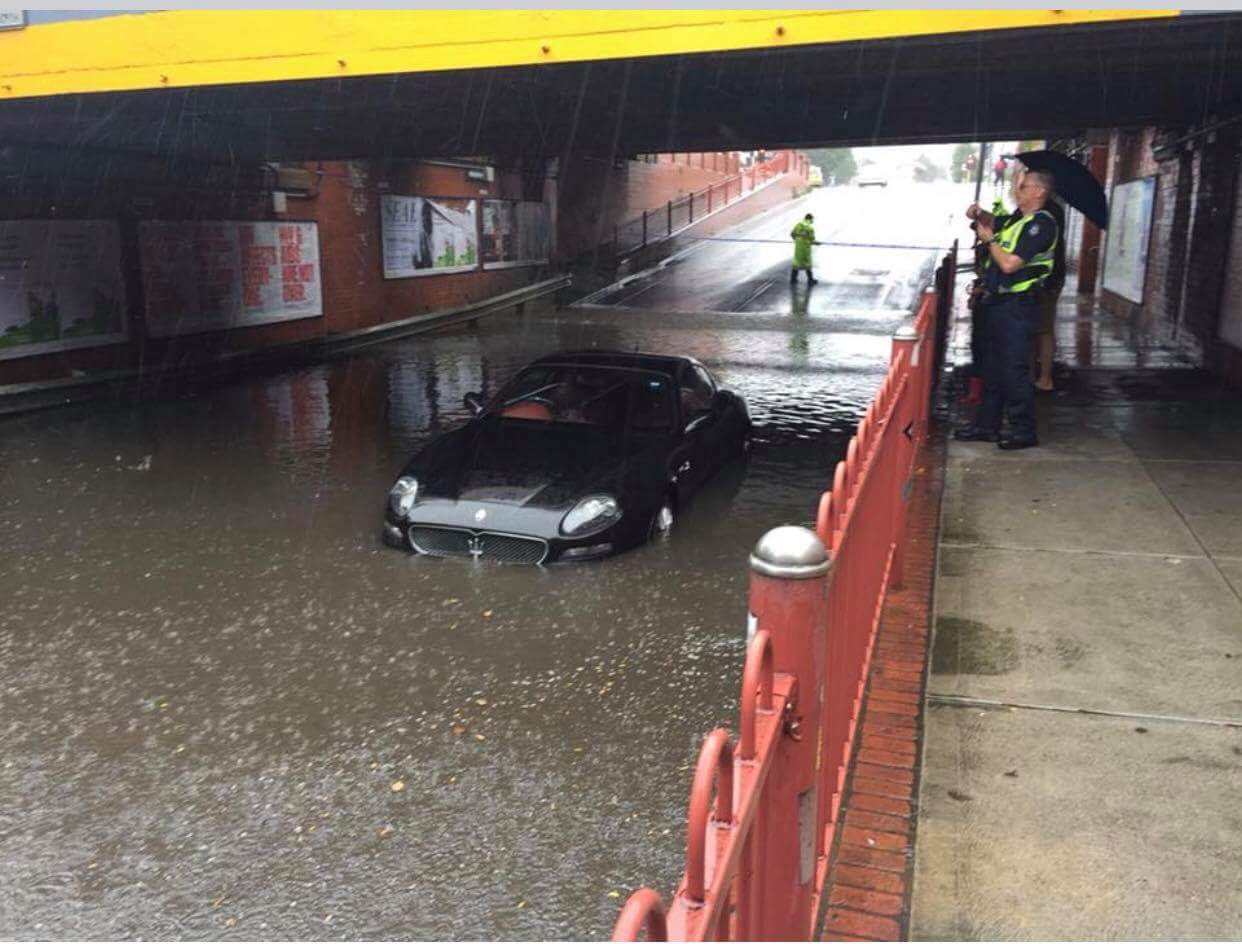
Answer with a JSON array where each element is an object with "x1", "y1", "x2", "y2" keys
[{"x1": 818, "y1": 420, "x2": 949, "y2": 943}]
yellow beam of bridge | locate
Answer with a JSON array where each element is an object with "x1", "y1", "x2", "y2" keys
[{"x1": 0, "y1": 9, "x2": 1178, "y2": 101}]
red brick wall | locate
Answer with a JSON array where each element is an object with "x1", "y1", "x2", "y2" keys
[
  {"x1": 1210, "y1": 148, "x2": 1242, "y2": 382},
  {"x1": 1180, "y1": 129, "x2": 1239, "y2": 353},
  {"x1": 1100, "y1": 129, "x2": 1164, "y2": 331},
  {"x1": 557, "y1": 152, "x2": 739, "y2": 260},
  {"x1": 1, "y1": 158, "x2": 544, "y2": 384},
  {"x1": 1098, "y1": 125, "x2": 1242, "y2": 368},
  {"x1": 299, "y1": 159, "x2": 544, "y2": 334}
]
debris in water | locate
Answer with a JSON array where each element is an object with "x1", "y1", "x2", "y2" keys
[{"x1": 390, "y1": 780, "x2": 405, "y2": 792}]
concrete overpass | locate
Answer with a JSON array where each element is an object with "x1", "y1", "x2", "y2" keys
[{"x1": 1, "y1": 10, "x2": 1235, "y2": 164}]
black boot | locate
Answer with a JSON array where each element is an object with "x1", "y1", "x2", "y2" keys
[
  {"x1": 953, "y1": 426, "x2": 1000, "y2": 443},
  {"x1": 790, "y1": 269, "x2": 799, "y2": 283}
]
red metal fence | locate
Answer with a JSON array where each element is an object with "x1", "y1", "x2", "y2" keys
[{"x1": 612, "y1": 244, "x2": 957, "y2": 942}]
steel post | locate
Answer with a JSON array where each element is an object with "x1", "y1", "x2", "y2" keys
[
  {"x1": 889, "y1": 320, "x2": 921, "y2": 591},
  {"x1": 747, "y1": 526, "x2": 830, "y2": 940}
]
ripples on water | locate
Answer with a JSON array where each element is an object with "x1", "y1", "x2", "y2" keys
[{"x1": 0, "y1": 295, "x2": 918, "y2": 939}]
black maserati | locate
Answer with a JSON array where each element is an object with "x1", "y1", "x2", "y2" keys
[{"x1": 381, "y1": 350, "x2": 751, "y2": 563}]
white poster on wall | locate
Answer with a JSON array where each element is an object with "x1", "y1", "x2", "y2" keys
[
  {"x1": 0, "y1": 220, "x2": 128, "y2": 361},
  {"x1": 481, "y1": 200, "x2": 551, "y2": 270},
  {"x1": 139, "y1": 220, "x2": 322, "y2": 338},
  {"x1": 381, "y1": 195, "x2": 478, "y2": 279},
  {"x1": 1101, "y1": 176, "x2": 1156, "y2": 304}
]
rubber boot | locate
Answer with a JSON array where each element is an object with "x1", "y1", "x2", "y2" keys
[{"x1": 790, "y1": 269, "x2": 799, "y2": 283}]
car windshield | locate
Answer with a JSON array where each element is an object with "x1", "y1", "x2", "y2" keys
[{"x1": 492, "y1": 364, "x2": 675, "y2": 430}]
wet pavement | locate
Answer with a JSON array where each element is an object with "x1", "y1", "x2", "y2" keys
[
  {"x1": 913, "y1": 272, "x2": 1242, "y2": 940},
  {"x1": 1, "y1": 182, "x2": 960, "y2": 940}
]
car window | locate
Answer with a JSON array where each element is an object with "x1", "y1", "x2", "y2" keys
[
  {"x1": 679, "y1": 365, "x2": 715, "y2": 418},
  {"x1": 495, "y1": 365, "x2": 674, "y2": 430}
]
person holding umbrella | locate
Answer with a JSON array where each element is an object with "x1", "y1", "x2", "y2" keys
[
  {"x1": 1033, "y1": 196, "x2": 1067, "y2": 392},
  {"x1": 955, "y1": 166, "x2": 1060, "y2": 450}
]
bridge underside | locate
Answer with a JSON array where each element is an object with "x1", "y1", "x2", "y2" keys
[{"x1": 2, "y1": 13, "x2": 1240, "y2": 168}]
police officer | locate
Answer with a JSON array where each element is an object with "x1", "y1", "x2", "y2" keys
[
  {"x1": 955, "y1": 167, "x2": 1059, "y2": 450},
  {"x1": 960, "y1": 196, "x2": 1011, "y2": 406},
  {"x1": 790, "y1": 213, "x2": 818, "y2": 284}
]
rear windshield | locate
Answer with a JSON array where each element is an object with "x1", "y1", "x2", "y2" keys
[{"x1": 493, "y1": 364, "x2": 675, "y2": 430}]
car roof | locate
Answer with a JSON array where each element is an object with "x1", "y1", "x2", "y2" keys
[{"x1": 529, "y1": 349, "x2": 701, "y2": 377}]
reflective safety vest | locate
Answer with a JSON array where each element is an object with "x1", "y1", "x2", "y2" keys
[{"x1": 991, "y1": 208, "x2": 1058, "y2": 295}]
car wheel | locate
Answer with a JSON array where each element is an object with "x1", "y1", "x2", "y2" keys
[{"x1": 649, "y1": 497, "x2": 675, "y2": 541}]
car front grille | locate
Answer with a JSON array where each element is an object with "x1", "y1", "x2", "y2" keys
[
  {"x1": 409, "y1": 526, "x2": 548, "y2": 565},
  {"x1": 478, "y1": 532, "x2": 548, "y2": 564},
  {"x1": 409, "y1": 527, "x2": 474, "y2": 558}
]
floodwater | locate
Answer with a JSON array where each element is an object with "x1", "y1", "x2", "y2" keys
[{"x1": 0, "y1": 181, "x2": 964, "y2": 939}]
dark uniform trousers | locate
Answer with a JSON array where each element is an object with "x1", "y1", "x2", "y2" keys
[{"x1": 975, "y1": 292, "x2": 1039, "y2": 440}]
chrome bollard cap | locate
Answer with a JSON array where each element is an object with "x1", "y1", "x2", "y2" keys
[
  {"x1": 749, "y1": 526, "x2": 830, "y2": 579},
  {"x1": 893, "y1": 322, "x2": 918, "y2": 341}
]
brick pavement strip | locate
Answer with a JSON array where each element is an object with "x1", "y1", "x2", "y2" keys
[
  {"x1": 851, "y1": 793, "x2": 912, "y2": 817},
  {"x1": 845, "y1": 810, "x2": 912, "y2": 836},
  {"x1": 830, "y1": 885, "x2": 906, "y2": 917},
  {"x1": 833, "y1": 863, "x2": 908, "y2": 896},
  {"x1": 819, "y1": 426, "x2": 947, "y2": 942}
]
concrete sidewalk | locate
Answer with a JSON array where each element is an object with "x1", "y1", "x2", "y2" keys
[{"x1": 911, "y1": 283, "x2": 1242, "y2": 939}]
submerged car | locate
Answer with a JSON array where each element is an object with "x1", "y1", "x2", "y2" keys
[{"x1": 381, "y1": 351, "x2": 751, "y2": 564}]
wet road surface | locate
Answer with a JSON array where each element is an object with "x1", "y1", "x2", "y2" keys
[
  {"x1": 582, "y1": 181, "x2": 961, "y2": 314},
  {"x1": 0, "y1": 181, "x2": 963, "y2": 939}
]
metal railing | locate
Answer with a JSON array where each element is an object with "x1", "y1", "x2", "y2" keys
[
  {"x1": 605, "y1": 151, "x2": 796, "y2": 260},
  {"x1": 612, "y1": 242, "x2": 957, "y2": 942}
]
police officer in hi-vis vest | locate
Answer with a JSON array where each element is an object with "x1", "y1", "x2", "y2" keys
[{"x1": 955, "y1": 167, "x2": 1059, "y2": 450}]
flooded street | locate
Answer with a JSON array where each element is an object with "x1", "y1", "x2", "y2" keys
[{"x1": 1, "y1": 182, "x2": 963, "y2": 939}]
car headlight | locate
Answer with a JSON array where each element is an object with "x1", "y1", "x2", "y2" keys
[
  {"x1": 388, "y1": 476, "x2": 419, "y2": 518},
  {"x1": 560, "y1": 494, "x2": 622, "y2": 536}
]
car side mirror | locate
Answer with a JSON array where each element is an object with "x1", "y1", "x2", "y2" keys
[
  {"x1": 711, "y1": 390, "x2": 730, "y2": 411},
  {"x1": 463, "y1": 392, "x2": 484, "y2": 415}
]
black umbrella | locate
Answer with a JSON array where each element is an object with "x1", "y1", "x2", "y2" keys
[{"x1": 1009, "y1": 149, "x2": 1109, "y2": 230}]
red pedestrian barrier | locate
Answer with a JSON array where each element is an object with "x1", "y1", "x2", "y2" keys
[{"x1": 613, "y1": 263, "x2": 952, "y2": 942}]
